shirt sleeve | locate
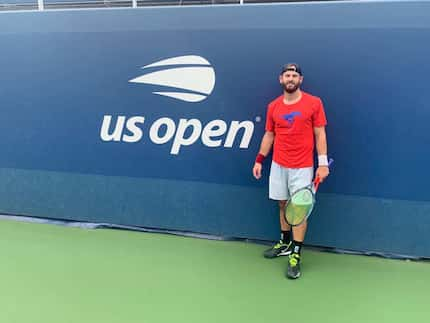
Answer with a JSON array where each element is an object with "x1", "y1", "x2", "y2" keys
[
  {"x1": 265, "y1": 103, "x2": 275, "y2": 132},
  {"x1": 312, "y1": 98, "x2": 327, "y2": 127}
]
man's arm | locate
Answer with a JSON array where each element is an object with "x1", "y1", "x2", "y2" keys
[
  {"x1": 253, "y1": 131, "x2": 274, "y2": 179},
  {"x1": 314, "y1": 126, "x2": 327, "y2": 156},
  {"x1": 314, "y1": 126, "x2": 329, "y2": 182},
  {"x1": 258, "y1": 131, "x2": 274, "y2": 156}
]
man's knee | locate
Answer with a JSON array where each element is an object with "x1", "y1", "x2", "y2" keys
[
  {"x1": 278, "y1": 200, "x2": 287, "y2": 210},
  {"x1": 293, "y1": 220, "x2": 308, "y2": 231}
]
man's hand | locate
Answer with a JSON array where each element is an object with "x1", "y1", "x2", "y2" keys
[
  {"x1": 253, "y1": 163, "x2": 262, "y2": 179},
  {"x1": 315, "y1": 166, "x2": 329, "y2": 182}
]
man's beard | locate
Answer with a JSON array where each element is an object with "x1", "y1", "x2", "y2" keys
[{"x1": 283, "y1": 82, "x2": 300, "y2": 94}]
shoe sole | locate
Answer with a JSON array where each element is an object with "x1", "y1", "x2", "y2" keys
[{"x1": 287, "y1": 272, "x2": 301, "y2": 279}]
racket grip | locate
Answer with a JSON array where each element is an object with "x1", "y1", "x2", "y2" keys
[{"x1": 314, "y1": 177, "x2": 321, "y2": 191}]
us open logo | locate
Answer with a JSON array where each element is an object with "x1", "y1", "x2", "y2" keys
[
  {"x1": 100, "y1": 55, "x2": 257, "y2": 155},
  {"x1": 128, "y1": 55, "x2": 216, "y2": 103}
]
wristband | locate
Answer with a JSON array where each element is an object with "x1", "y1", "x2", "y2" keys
[
  {"x1": 255, "y1": 153, "x2": 265, "y2": 164},
  {"x1": 318, "y1": 155, "x2": 329, "y2": 167}
]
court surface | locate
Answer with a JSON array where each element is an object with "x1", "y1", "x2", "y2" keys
[{"x1": 0, "y1": 219, "x2": 428, "y2": 323}]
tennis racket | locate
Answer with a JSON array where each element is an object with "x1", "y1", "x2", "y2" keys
[{"x1": 284, "y1": 158, "x2": 334, "y2": 226}]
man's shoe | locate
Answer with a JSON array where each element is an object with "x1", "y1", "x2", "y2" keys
[
  {"x1": 286, "y1": 253, "x2": 301, "y2": 279},
  {"x1": 263, "y1": 240, "x2": 293, "y2": 258}
]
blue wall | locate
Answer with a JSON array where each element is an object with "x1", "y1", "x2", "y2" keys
[{"x1": 1, "y1": 1, "x2": 430, "y2": 257}]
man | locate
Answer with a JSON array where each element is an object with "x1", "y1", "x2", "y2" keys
[{"x1": 253, "y1": 63, "x2": 329, "y2": 279}]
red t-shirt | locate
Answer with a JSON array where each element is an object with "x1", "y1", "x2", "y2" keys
[{"x1": 265, "y1": 92, "x2": 327, "y2": 168}]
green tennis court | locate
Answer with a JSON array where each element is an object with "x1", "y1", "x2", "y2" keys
[{"x1": 1, "y1": 219, "x2": 428, "y2": 323}]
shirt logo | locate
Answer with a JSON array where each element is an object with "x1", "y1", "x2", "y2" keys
[{"x1": 283, "y1": 111, "x2": 302, "y2": 127}]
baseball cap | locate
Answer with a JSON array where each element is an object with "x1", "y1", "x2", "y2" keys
[{"x1": 280, "y1": 63, "x2": 303, "y2": 76}]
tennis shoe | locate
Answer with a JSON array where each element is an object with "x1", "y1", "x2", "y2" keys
[
  {"x1": 286, "y1": 253, "x2": 301, "y2": 279},
  {"x1": 263, "y1": 240, "x2": 293, "y2": 258}
]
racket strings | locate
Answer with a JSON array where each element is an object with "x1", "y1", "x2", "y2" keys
[{"x1": 285, "y1": 189, "x2": 314, "y2": 225}]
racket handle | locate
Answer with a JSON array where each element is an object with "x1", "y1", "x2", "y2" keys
[{"x1": 314, "y1": 177, "x2": 321, "y2": 191}]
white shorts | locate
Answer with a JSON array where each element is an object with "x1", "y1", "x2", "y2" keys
[{"x1": 269, "y1": 161, "x2": 314, "y2": 201}]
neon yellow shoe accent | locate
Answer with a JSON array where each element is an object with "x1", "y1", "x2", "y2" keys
[
  {"x1": 274, "y1": 240, "x2": 286, "y2": 249},
  {"x1": 289, "y1": 253, "x2": 300, "y2": 267}
]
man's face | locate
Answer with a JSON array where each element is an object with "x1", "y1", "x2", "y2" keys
[{"x1": 279, "y1": 71, "x2": 303, "y2": 94}]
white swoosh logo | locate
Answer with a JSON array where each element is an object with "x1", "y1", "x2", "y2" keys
[
  {"x1": 143, "y1": 55, "x2": 210, "y2": 68},
  {"x1": 129, "y1": 55, "x2": 216, "y2": 103}
]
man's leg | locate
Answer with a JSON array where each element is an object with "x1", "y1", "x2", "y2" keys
[
  {"x1": 264, "y1": 162, "x2": 294, "y2": 258},
  {"x1": 286, "y1": 167, "x2": 313, "y2": 279},
  {"x1": 263, "y1": 200, "x2": 294, "y2": 258},
  {"x1": 279, "y1": 200, "x2": 293, "y2": 246},
  {"x1": 292, "y1": 220, "x2": 307, "y2": 254},
  {"x1": 279, "y1": 200, "x2": 291, "y2": 233},
  {"x1": 287, "y1": 218, "x2": 307, "y2": 279},
  {"x1": 292, "y1": 221, "x2": 307, "y2": 245}
]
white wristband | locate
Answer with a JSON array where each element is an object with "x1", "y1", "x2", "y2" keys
[{"x1": 318, "y1": 155, "x2": 329, "y2": 166}]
